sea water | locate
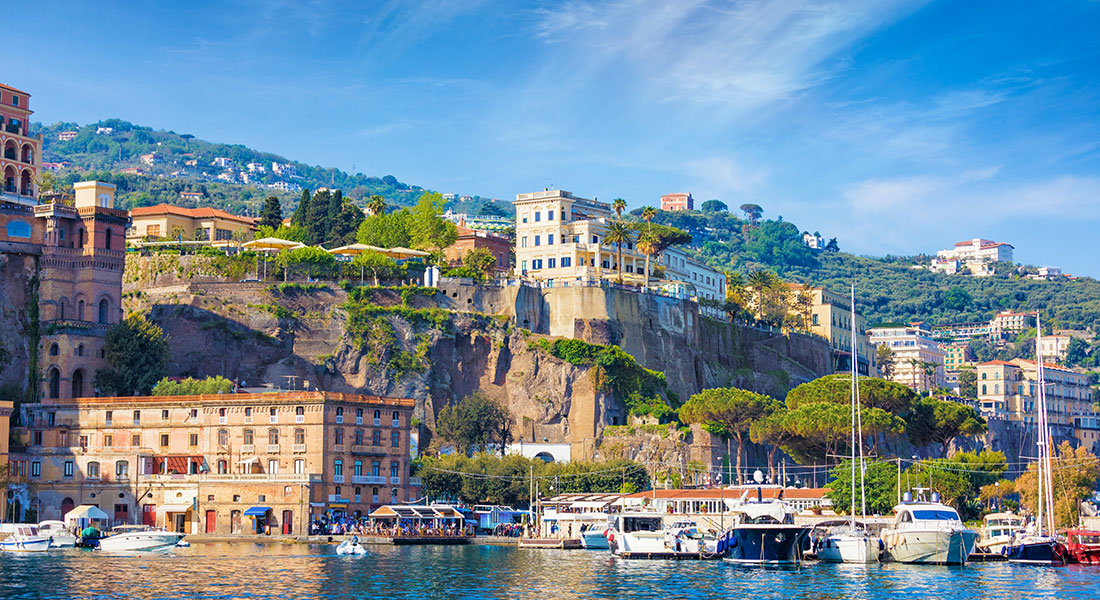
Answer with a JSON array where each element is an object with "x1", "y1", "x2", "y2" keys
[{"x1": 1, "y1": 542, "x2": 1098, "y2": 599}]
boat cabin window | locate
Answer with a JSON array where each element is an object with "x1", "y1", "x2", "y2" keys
[
  {"x1": 899, "y1": 511, "x2": 912, "y2": 523},
  {"x1": 621, "y1": 516, "x2": 663, "y2": 533},
  {"x1": 912, "y1": 509, "x2": 959, "y2": 521}
]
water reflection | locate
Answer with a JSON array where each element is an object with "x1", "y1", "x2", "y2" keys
[{"x1": 1, "y1": 543, "x2": 1098, "y2": 599}]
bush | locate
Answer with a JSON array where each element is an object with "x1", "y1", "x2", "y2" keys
[{"x1": 152, "y1": 375, "x2": 236, "y2": 396}]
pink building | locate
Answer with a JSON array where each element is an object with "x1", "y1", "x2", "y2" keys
[
  {"x1": 0, "y1": 83, "x2": 42, "y2": 204},
  {"x1": 660, "y1": 193, "x2": 693, "y2": 211}
]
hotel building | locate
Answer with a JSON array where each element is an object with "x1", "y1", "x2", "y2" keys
[
  {"x1": 127, "y1": 204, "x2": 257, "y2": 246},
  {"x1": 660, "y1": 193, "x2": 694, "y2": 212},
  {"x1": 976, "y1": 359, "x2": 1095, "y2": 446},
  {"x1": 783, "y1": 284, "x2": 876, "y2": 376},
  {"x1": 868, "y1": 323, "x2": 946, "y2": 393}
]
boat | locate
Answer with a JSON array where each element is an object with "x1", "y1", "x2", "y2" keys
[
  {"x1": 816, "y1": 288, "x2": 881, "y2": 564},
  {"x1": 0, "y1": 525, "x2": 52, "y2": 552},
  {"x1": 976, "y1": 512, "x2": 1025, "y2": 555},
  {"x1": 721, "y1": 483, "x2": 811, "y2": 565},
  {"x1": 880, "y1": 494, "x2": 979, "y2": 565},
  {"x1": 1003, "y1": 319, "x2": 1070, "y2": 566},
  {"x1": 336, "y1": 537, "x2": 368, "y2": 555},
  {"x1": 1064, "y1": 529, "x2": 1100, "y2": 564},
  {"x1": 96, "y1": 525, "x2": 186, "y2": 552},
  {"x1": 37, "y1": 520, "x2": 78, "y2": 548},
  {"x1": 580, "y1": 525, "x2": 610, "y2": 549},
  {"x1": 607, "y1": 512, "x2": 717, "y2": 558}
]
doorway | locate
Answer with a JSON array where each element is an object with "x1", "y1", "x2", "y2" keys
[
  {"x1": 174, "y1": 513, "x2": 187, "y2": 533},
  {"x1": 230, "y1": 510, "x2": 242, "y2": 534},
  {"x1": 282, "y1": 510, "x2": 292, "y2": 535},
  {"x1": 205, "y1": 510, "x2": 217, "y2": 534}
]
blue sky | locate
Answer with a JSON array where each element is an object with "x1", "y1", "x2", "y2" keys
[{"x1": 7, "y1": 1, "x2": 1100, "y2": 275}]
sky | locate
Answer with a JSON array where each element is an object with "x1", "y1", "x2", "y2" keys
[{"x1": 6, "y1": 1, "x2": 1100, "y2": 275}]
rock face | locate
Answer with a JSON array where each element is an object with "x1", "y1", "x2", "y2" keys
[{"x1": 0, "y1": 248, "x2": 38, "y2": 401}]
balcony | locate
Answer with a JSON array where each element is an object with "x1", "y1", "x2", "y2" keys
[
  {"x1": 145, "y1": 473, "x2": 319, "y2": 483},
  {"x1": 266, "y1": 444, "x2": 280, "y2": 454},
  {"x1": 333, "y1": 475, "x2": 344, "y2": 484},
  {"x1": 296, "y1": 415, "x2": 305, "y2": 423},
  {"x1": 409, "y1": 477, "x2": 422, "y2": 487},
  {"x1": 240, "y1": 444, "x2": 255, "y2": 455},
  {"x1": 293, "y1": 444, "x2": 307, "y2": 454},
  {"x1": 373, "y1": 418, "x2": 381, "y2": 426},
  {"x1": 389, "y1": 476, "x2": 402, "y2": 485},
  {"x1": 355, "y1": 475, "x2": 386, "y2": 485},
  {"x1": 351, "y1": 445, "x2": 386, "y2": 456}
]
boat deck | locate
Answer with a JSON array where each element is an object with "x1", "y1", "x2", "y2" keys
[{"x1": 518, "y1": 538, "x2": 583, "y2": 549}]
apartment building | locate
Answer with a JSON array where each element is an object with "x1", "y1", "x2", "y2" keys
[
  {"x1": 0, "y1": 83, "x2": 43, "y2": 206},
  {"x1": 513, "y1": 189, "x2": 725, "y2": 303},
  {"x1": 127, "y1": 204, "x2": 256, "y2": 245},
  {"x1": 931, "y1": 311, "x2": 1034, "y2": 344},
  {"x1": 785, "y1": 284, "x2": 875, "y2": 376},
  {"x1": 7, "y1": 392, "x2": 417, "y2": 534},
  {"x1": 976, "y1": 359, "x2": 1095, "y2": 441},
  {"x1": 1038, "y1": 334, "x2": 1072, "y2": 363},
  {"x1": 936, "y1": 238, "x2": 1014, "y2": 264},
  {"x1": 660, "y1": 193, "x2": 693, "y2": 212},
  {"x1": 443, "y1": 221, "x2": 513, "y2": 274},
  {"x1": 868, "y1": 323, "x2": 946, "y2": 393}
]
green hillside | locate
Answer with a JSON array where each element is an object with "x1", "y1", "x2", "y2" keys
[{"x1": 30, "y1": 119, "x2": 508, "y2": 216}]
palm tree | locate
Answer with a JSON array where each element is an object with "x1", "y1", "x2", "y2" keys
[
  {"x1": 612, "y1": 198, "x2": 627, "y2": 218},
  {"x1": 366, "y1": 195, "x2": 387, "y2": 216},
  {"x1": 603, "y1": 221, "x2": 635, "y2": 283},
  {"x1": 747, "y1": 269, "x2": 777, "y2": 321},
  {"x1": 907, "y1": 357, "x2": 923, "y2": 392},
  {"x1": 640, "y1": 206, "x2": 657, "y2": 233},
  {"x1": 637, "y1": 233, "x2": 658, "y2": 286}
]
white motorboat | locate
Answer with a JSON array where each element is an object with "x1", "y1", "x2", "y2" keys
[
  {"x1": 607, "y1": 512, "x2": 715, "y2": 557},
  {"x1": 976, "y1": 512, "x2": 1025, "y2": 555},
  {"x1": 814, "y1": 522, "x2": 881, "y2": 564},
  {"x1": 880, "y1": 496, "x2": 979, "y2": 565},
  {"x1": 580, "y1": 525, "x2": 610, "y2": 549},
  {"x1": 336, "y1": 537, "x2": 368, "y2": 555},
  {"x1": 0, "y1": 525, "x2": 52, "y2": 552},
  {"x1": 97, "y1": 525, "x2": 185, "y2": 552},
  {"x1": 37, "y1": 520, "x2": 78, "y2": 548}
]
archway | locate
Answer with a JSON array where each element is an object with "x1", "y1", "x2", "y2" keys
[
  {"x1": 61, "y1": 497, "x2": 75, "y2": 520},
  {"x1": 3, "y1": 166, "x2": 14, "y2": 193},
  {"x1": 48, "y1": 367, "x2": 61, "y2": 399},
  {"x1": 20, "y1": 169, "x2": 31, "y2": 195},
  {"x1": 2, "y1": 140, "x2": 14, "y2": 160},
  {"x1": 98, "y1": 298, "x2": 109, "y2": 324},
  {"x1": 71, "y1": 369, "x2": 84, "y2": 398},
  {"x1": 534, "y1": 452, "x2": 556, "y2": 463},
  {"x1": 21, "y1": 143, "x2": 33, "y2": 164}
]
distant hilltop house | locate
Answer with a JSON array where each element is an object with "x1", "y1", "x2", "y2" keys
[
  {"x1": 139, "y1": 152, "x2": 162, "y2": 166},
  {"x1": 179, "y1": 191, "x2": 204, "y2": 200},
  {"x1": 118, "y1": 167, "x2": 145, "y2": 176},
  {"x1": 660, "y1": 192, "x2": 693, "y2": 211},
  {"x1": 95, "y1": 126, "x2": 113, "y2": 135},
  {"x1": 1026, "y1": 266, "x2": 1069, "y2": 281},
  {"x1": 183, "y1": 159, "x2": 198, "y2": 167},
  {"x1": 266, "y1": 181, "x2": 300, "y2": 192},
  {"x1": 271, "y1": 162, "x2": 297, "y2": 177},
  {"x1": 127, "y1": 203, "x2": 256, "y2": 246},
  {"x1": 246, "y1": 162, "x2": 266, "y2": 173},
  {"x1": 802, "y1": 232, "x2": 824, "y2": 250},
  {"x1": 441, "y1": 193, "x2": 457, "y2": 201},
  {"x1": 927, "y1": 238, "x2": 1014, "y2": 276},
  {"x1": 57, "y1": 131, "x2": 78, "y2": 141},
  {"x1": 215, "y1": 172, "x2": 236, "y2": 182},
  {"x1": 458, "y1": 195, "x2": 473, "y2": 202},
  {"x1": 211, "y1": 157, "x2": 234, "y2": 169}
]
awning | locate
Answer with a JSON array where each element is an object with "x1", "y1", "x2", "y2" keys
[
  {"x1": 238, "y1": 456, "x2": 259, "y2": 465},
  {"x1": 64, "y1": 504, "x2": 109, "y2": 522},
  {"x1": 242, "y1": 237, "x2": 306, "y2": 251},
  {"x1": 161, "y1": 503, "x2": 192, "y2": 513},
  {"x1": 244, "y1": 506, "x2": 271, "y2": 517}
]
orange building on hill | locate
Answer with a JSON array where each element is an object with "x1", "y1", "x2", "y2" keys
[
  {"x1": 443, "y1": 221, "x2": 513, "y2": 274},
  {"x1": 127, "y1": 203, "x2": 257, "y2": 245}
]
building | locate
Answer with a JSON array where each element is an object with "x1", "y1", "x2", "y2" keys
[
  {"x1": 1039, "y1": 334, "x2": 1072, "y2": 363},
  {"x1": 976, "y1": 359, "x2": 1095, "y2": 440},
  {"x1": 931, "y1": 311, "x2": 1033, "y2": 344},
  {"x1": 128, "y1": 204, "x2": 256, "y2": 245},
  {"x1": 57, "y1": 131, "x2": 78, "y2": 142},
  {"x1": 785, "y1": 284, "x2": 875, "y2": 375},
  {"x1": 246, "y1": 162, "x2": 266, "y2": 173},
  {"x1": 868, "y1": 323, "x2": 946, "y2": 393},
  {"x1": 660, "y1": 193, "x2": 693, "y2": 212},
  {"x1": 180, "y1": 191, "x2": 204, "y2": 201},
  {"x1": 802, "y1": 232, "x2": 824, "y2": 250},
  {"x1": 441, "y1": 209, "x2": 512, "y2": 233},
  {"x1": 6, "y1": 392, "x2": 418, "y2": 534},
  {"x1": 271, "y1": 162, "x2": 298, "y2": 177},
  {"x1": 1027, "y1": 266, "x2": 1065, "y2": 281},
  {"x1": 96, "y1": 127, "x2": 114, "y2": 135},
  {"x1": 212, "y1": 157, "x2": 234, "y2": 169},
  {"x1": 139, "y1": 153, "x2": 162, "y2": 166},
  {"x1": 512, "y1": 189, "x2": 726, "y2": 303},
  {"x1": 942, "y1": 343, "x2": 974, "y2": 371},
  {"x1": 936, "y1": 238, "x2": 1014, "y2": 264},
  {"x1": 443, "y1": 221, "x2": 513, "y2": 274},
  {"x1": 118, "y1": 167, "x2": 146, "y2": 176},
  {"x1": 1, "y1": 83, "x2": 43, "y2": 206}
]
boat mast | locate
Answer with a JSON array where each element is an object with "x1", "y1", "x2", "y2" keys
[
  {"x1": 849, "y1": 285, "x2": 867, "y2": 522},
  {"x1": 1034, "y1": 314, "x2": 1056, "y2": 537}
]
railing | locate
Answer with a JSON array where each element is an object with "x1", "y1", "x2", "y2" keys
[
  {"x1": 351, "y1": 475, "x2": 370, "y2": 484},
  {"x1": 351, "y1": 445, "x2": 386, "y2": 456},
  {"x1": 266, "y1": 444, "x2": 280, "y2": 453},
  {"x1": 333, "y1": 475, "x2": 344, "y2": 484},
  {"x1": 389, "y1": 476, "x2": 402, "y2": 485},
  {"x1": 359, "y1": 475, "x2": 386, "y2": 485},
  {"x1": 292, "y1": 444, "x2": 307, "y2": 454},
  {"x1": 240, "y1": 444, "x2": 255, "y2": 454},
  {"x1": 409, "y1": 477, "x2": 422, "y2": 486},
  {"x1": 144, "y1": 473, "x2": 318, "y2": 483}
]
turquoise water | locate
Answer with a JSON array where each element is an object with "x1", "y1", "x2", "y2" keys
[{"x1": 2, "y1": 542, "x2": 1099, "y2": 599}]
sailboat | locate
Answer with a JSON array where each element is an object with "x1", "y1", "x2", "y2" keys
[
  {"x1": 816, "y1": 285, "x2": 881, "y2": 564},
  {"x1": 1003, "y1": 314, "x2": 1070, "y2": 565}
]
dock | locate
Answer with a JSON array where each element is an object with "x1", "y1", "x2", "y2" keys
[{"x1": 518, "y1": 538, "x2": 583, "y2": 549}]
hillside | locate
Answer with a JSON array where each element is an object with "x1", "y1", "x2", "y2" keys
[{"x1": 30, "y1": 119, "x2": 509, "y2": 216}]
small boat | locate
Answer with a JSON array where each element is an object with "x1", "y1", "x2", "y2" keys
[
  {"x1": 607, "y1": 512, "x2": 717, "y2": 558},
  {"x1": 1003, "y1": 533, "x2": 1069, "y2": 565},
  {"x1": 37, "y1": 520, "x2": 78, "y2": 548},
  {"x1": 814, "y1": 521, "x2": 881, "y2": 564},
  {"x1": 0, "y1": 525, "x2": 52, "y2": 552},
  {"x1": 880, "y1": 495, "x2": 979, "y2": 565},
  {"x1": 336, "y1": 537, "x2": 368, "y2": 555},
  {"x1": 976, "y1": 512, "x2": 1025, "y2": 555},
  {"x1": 580, "y1": 525, "x2": 610, "y2": 550},
  {"x1": 97, "y1": 525, "x2": 185, "y2": 552},
  {"x1": 1064, "y1": 529, "x2": 1100, "y2": 564},
  {"x1": 721, "y1": 489, "x2": 810, "y2": 566}
]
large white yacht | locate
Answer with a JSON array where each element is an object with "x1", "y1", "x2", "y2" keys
[
  {"x1": 607, "y1": 512, "x2": 715, "y2": 557},
  {"x1": 97, "y1": 525, "x2": 185, "y2": 552},
  {"x1": 880, "y1": 494, "x2": 979, "y2": 565}
]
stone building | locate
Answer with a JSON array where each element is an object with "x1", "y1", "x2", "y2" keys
[
  {"x1": 443, "y1": 221, "x2": 513, "y2": 274},
  {"x1": 8, "y1": 392, "x2": 417, "y2": 535},
  {"x1": 0, "y1": 83, "x2": 42, "y2": 205}
]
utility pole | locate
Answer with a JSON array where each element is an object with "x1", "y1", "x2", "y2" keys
[{"x1": 896, "y1": 456, "x2": 901, "y2": 505}]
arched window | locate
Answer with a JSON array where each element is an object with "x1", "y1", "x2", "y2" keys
[
  {"x1": 294, "y1": 428, "x2": 305, "y2": 444},
  {"x1": 334, "y1": 459, "x2": 343, "y2": 476},
  {"x1": 354, "y1": 460, "x2": 363, "y2": 476},
  {"x1": 48, "y1": 367, "x2": 60, "y2": 399},
  {"x1": 58, "y1": 299, "x2": 66, "y2": 320},
  {"x1": 71, "y1": 369, "x2": 84, "y2": 398},
  {"x1": 218, "y1": 429, "x2": 228, "y2": 445},
  {"x1": 391, "y1": 488, "x2": 399, "y2": 502},
  {"x1": 78, "y1": 299, "x2": 85, "y2": 321},
  {"x1": 243, "y1": 429, "x2": 254, "y2": 445},
  {"x1": 75, "y1": 344, "x2": 84, "y2": 357},
  {"x1": 217, "y1": 459, "x2": 228, "y2": 474},
  {"x1": 994, "y1": 384, "x2": 1000, "y2": 394},
  {"x1": 981, "y1": 372, "x2": 987, "y2": 380},
  {"x1": 115, "y1": 460, "x2": 129, "y2": 477},
  {"x1": 105, "y1": 228, "x2": 112, "y2": 250},
  {"x1": 268, "y1": 429, "x2": 279, "y2": 445},
  {"x1": 295, "y1": 406, "x2": 304, "y2": 415},
  {"x1": 87, "y1": 461, "x2": 101, "y2": 478},
  {"x1": 981, "y1": 384, "x2": 987, "y2": 394},
  {"x1": 355, "y1": 429, "x2": 364, "y2": 445},
  {"x1": 49, "y1": 343, "x2": 59, "y2": 356},
  {"x1": 98, "y1": 298, "x2": 109, "y2": 324},
  {"x1": 5, "y1": 220, "x2": 31, "y2": 239}
]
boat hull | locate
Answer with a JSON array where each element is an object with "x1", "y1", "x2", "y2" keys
[
  {"x1": 98, "y1": 532, "x2": 185, "y2": 552},
  {"x1": 723, "y1": 526, "x2": 810, "y2": 565},
  {"x1": 580, "y1": 531, "x2": 610, "y2": 550},
  {"x1": 817, "y1": 533, "x2": 881, "y2": 563},
  {"x1": 1004, "y1": 540, "x2": 1069, "y2": 565},
  {"x1": 882, "y1": 529, "x2": 978, "y2": 565},
  {"x1": 0, "y1": 537, "x2": 52, "y2": 552}
]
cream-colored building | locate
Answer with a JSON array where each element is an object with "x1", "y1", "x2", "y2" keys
[
  {"x1": 976, "y1": 359, "x2": 1095, "y2": 444},
  {"x1": 786, "y1": 284, "x2": 875, "y2": 375},
  {"x1": 512, "y1": 189, "x2": 725, "y2": 303},
  {"x1": 1038, "y1": 334, "x2": 1072, "y2": 363},
  {"x1": 127, "y1": 204, "x2": 256, "y2": 246},
  {"x1": 7, "y1": 392, "x2": 417, "y2": 533},
  {"x1": 868, "y1": 324, "x2": 946, "y2": 393}
]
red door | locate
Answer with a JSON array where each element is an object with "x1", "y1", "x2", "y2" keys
[
  {"x1": 205, "y1": 510, "x2": 217, "y2": 534},
  {"x1": 142, "y1": 504, "x2": 156, "y2": 526},
  {"x1": 282, "y1": 510, "x2": 292, "y2": 535},
  {"x1": 61, "y1": 497, "x2": 75, "y2": 520},
  {"x1": 114, "y1": 504, "x2": 129, "y2": 524}
]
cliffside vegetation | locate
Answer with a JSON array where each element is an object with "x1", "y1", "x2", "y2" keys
[{"x1": 95, "y1": 315, "x2": 170, "y2": 396}]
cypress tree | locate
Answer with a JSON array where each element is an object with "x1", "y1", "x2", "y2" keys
[
  {"x1": 258, "y1": 196, "x2": 283, "y2": 230},
  {"x1": 291, "y1": 189, "x2": 311, "y2": 229}
]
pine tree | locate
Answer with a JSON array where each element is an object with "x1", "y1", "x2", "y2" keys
[
  {"x1": 258, "y1": 196, "x2": 283, "y2": 231},
  {"x1": 291, "y1": 189, "x2": 311, "y2": 229}
]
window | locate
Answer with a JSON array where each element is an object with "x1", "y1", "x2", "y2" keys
[
  {"x1": 356, "y1": 408, "x2": 363, "y2": 424},
  {"x1": 392, "y1": 411, "x2": 400, "y2": 427},
  {"x1": 269, "y1": 407, "x2": 278, "y2": 423},
  {"x1": 335, "y1": 407, "x2": 343, "y2": 423},
  {"x1": 392, "y1": 488, "x2": 399, "y2": 502},
  {"x1": 371, "y1": 461, "x2": 381, "y2": 477},
  {"x1": 244, "y1": 407, "x2": 253, "y2": 421},
  {"x1": 190, "y1": 409, "x2": 198, "y2": 421},
  {"x1": 534, "y1": 235, "x2": 540, "y2": 246},
  {"x1": 334, "y1": 459, "x2": 343, "y2": 476},
  {"x1": 162, "y1": 409, "x2": 170, "y2": 420},
  {"x1": 105, "y1": 410, "x2": 113, "y2": 426},
  {"x1": 335, "y1": 428, "x2": 344, "y2": 445},
  {"x1": 49, "y1": 343, "x2": 59, "y2": 356},
  {"x1": 269, "y1": 429, "x2": 279, "y2": 445},
  {"x1": 268, "y1": 459, "x2": 279, "y2": 474},
  {"x1": 87, "y1": 462, "x2": 100, "y2": 478},
  {"x1": 146, "y1": 224, "x2": 161, "y2": 237},
  {"x1": 392, "y1": 431, "x2": 400, "y2": 448},
  {"x1": 982, "y1": 384, "x2": 987, "y2": 394},
  {"x1": 133, "y1": 410, "x2": 141, "y2": 426},
  {"x1": 521, "y1": 236, "x2": 527, "y2": 248},
  {"x1": 390, "y1": 462, "x2": 399, "y2": 478},
  {"x1": 295, "y1": 406, "x2": 305, "y2": 422},
  {"x1": 294, "y1": 459, "x2": 305, "y2": 474},
  {"x1": 521, "y1": 260, "x2": 527, "y2": 272},
  {"x1": 534, "y1": 211, "x2": 541, "y2": 222},
  {"x1": 104, "y1": 434, "x2": 113, "y2": 447},
  {"x1": 218, "y1": 429, "x2": 228, "y2": 445},
  {"x1": 33, "y1": 431, "x2": 42, "y2": 445},
  {"x1": 79, "y1": 435, "x2": 89, "y2": 450},
  {"x1": 372, "y1": 487, "x2": 379, "y2": 502},
  {"x1": 160, "y1": 434, "x2": 169, "y2": 447},
  {"x1": 521, "y1": 211, "x2": 528, "y2": 223},
  {"x1": 532, "y1": 259, "x2": 543, "y2": 269},
  {"x1": 547, "y1": 234, "x2": 554, "y2": 245},
  {"x1": 355, "y1": 429, "x2": 364, "y2": 445},
  {"x1": 354, "y1": 460, "x2": 363, "y2": 476},
  {"x1": 374, "y1": 409, "x2": 381, "y2": 423},
  {"x1": 592, "y1": 235, "x2": 598, "y2": 244},
  {"x1": 372, "y1": 430, "x2": 381, "y2": 446},
  {"x1": 562, "y1": 257, "x2": 571, "y2": 268},
  {"x1": 243, "y1": 429, "x2": 254, "y2": 445},
  {"x1": 217, "y1": 459, "x2": 227, "y2": 474},
  {"x1": 548, "y1": 258, "x2": 556, "y2": 269},
  {"x1": 64, "y1": 461, "x2": 74, "y2": 477},
  {"x1": 98, "y1": 298, "x2": 109, "y2": 324},
  {"x1": 31, "y1": 461, "x2": 41, "y2": 477},
  {"x1": 132, "y1": 433, "x2": 141, "y2": 447},
  {"x1": 116, "y1": 461, "x2": 129, "y2": 477},
  {"x1": 12, "y1": 95, "x2": 18, "y2": 107},
  {"x1": 547, "y1": 210, "x2": 554, "y2": 221},
  {"x1": 294, "y1": 428, "x2": 305, "y2": 444}
]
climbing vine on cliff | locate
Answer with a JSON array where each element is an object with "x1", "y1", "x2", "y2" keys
[{"x1": 531, "y1": 338, "x2": 672, "y2": 419}]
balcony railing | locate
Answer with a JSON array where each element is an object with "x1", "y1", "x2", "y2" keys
[
  {"x1": 266, "y1": 444, "x2": 280, "y2": 454},
  {"x1": 240, "y1": 444, "x2": 255, "y2": 454},
  {"x1": 389, "y1": 476, "x2": 402, "y2": 485},
  {"x1": 409, "y1": 477, "x2": 422, "y2": 486},
  {"x1": 333, "y1": 475, "x2": 344, "y2": 484},
  {"x1": 358, "y1": 475, "x2": 386, "y2": 485},
  {"x1": 351, "y1": 445, "x2": 386, "y2": 456},
  {"x1": 144, "y1": 473, "x2": 319, "y2": 483},
  {"x1": 293, "y1": 444, "x2": 307, "y2": 454}
]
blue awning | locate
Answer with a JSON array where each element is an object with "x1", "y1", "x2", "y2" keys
[{"x1": 244, "y1": 506, "x2": 271, "y2": 517}]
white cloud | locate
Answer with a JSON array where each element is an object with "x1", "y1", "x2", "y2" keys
[{"x1": 682, "y1": 156, "x2": 768, "y2": 199}]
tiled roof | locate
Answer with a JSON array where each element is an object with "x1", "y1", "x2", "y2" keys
[
  {"x1": 129, "y1": 203, "x2": 255, "y2": 225},
  {"x1": 0, "y1": 82, "x2": 30, "y2": 95}
]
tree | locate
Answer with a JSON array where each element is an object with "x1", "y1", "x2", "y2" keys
[
  {"x1": 463, "y1": 247, "x2": 498, "y2": 280},
  {"x1": 366, "y1": 195, "x2": 387, "y2": 216},
  {"x1": 409, "y1": 192, "x2": 458, "y2": 253},
  {"x1": 680, "y1": 388, "x2": 777, "y2": 484},
  {"x1": 257, "y1": 224, "x2": 307, "y2": 243},
  {"x1": 957, "y1": 368, "x2": 977, "y2": 398},
  {"x1": 701, "y1": 199, "x2": 728, "y2": 213},
  {"x1": 152, "y1": 375, "x2": 235, "y2": 396},
  {"x1": 875, "y1": 345, "x2": 896, "y2": 380},
  {"x1": 825, "y1": 460, "x2": 899, "y2": 516},
  {"x1": 1014, "y1": 442, "x2": 1099, "y2": 529},
  {"x1": 612, "y1": 197, "x2": 627, "y2": 218},
  {"x1": 748, "y1": 404, "x2": 794, "y2": 480},
  {"x1": 95, "y1": 315, "x2": 169, "y2": 396},
  {"x1": 258, "y1": 196, "x2": 283, "y2": 230},
  {"x1": 277, "y1": 246, "x2": 336, "y2": 281},
  {"x1": 943, "y1": 286, "x2": 973, "y2": 311},
  {"x1": 824, "y1": 237, "x2": 839, "y2": 252},
  {"x1": 739, "y1": 203, "x2": 763, "y2": 226},
  {"x1": 636, "y1": 233, "x2": 658, "y2": 285},
  {"x1": 435, "y1": 392, "x2": 513, "y2": 456},
  {"x1": 352, "y1": 251, "x2": 399, "y2": 285},
  {"x1": 602, "y1": 221, "x2": 635, "y2": 283},
  {"x1": 357, "y1": 208, "x2": 413, "y2": 249},
  {"x1": 291, "y1": 189, "x2": 311, "y2": 228},
  {"x1": 907, "y1": 398, "x2": 987, "y2": 456}
]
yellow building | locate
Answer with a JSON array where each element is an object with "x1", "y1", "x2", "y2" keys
[
  {"x1": 8, "y1": 392, "x2": 417, "y2": 534},
  {"x1": 976, "y1": 359, "x2": 1095, "y2": 446},
  {"x1": 127, "y1": 204, "x2": 256, "y2": 247}
]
